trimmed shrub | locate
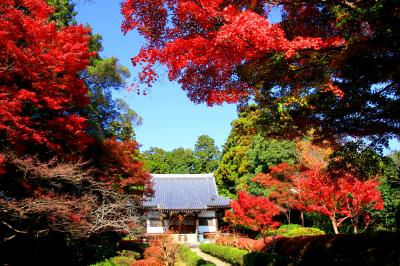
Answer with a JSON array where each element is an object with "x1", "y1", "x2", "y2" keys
[
  {"x1": 243, "y1": 252, "x2": 288, "y2": 266},
  {"x1": 273, "y1": 233, "x2": 400, "y2": 265},
  {"x1": 179, "y1": 246, "x2": 215, "y2": 266},
  {"x1": 91, "y1": 256, "x2": 137, "y2": 266},
  {"x1": 200, "y1": 243, "x2": 248, "y2": 265},
  {"x1": 274, "y1": 224, "x2": 325, "y2": 238},
  {"x1": 131, "y1": 258, "x2": 164, "y2": 266},
  {"x1": 282, "y1": 227, "x2": 325, "y2": 238},
  {"x1": 216, "y1": 236, "x2": 265, "y2": 252}
]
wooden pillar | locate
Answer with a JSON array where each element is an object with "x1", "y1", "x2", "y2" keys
[
  {"x1": 195, "y1": 212, "x2": 199, "y2": 234},
  {"x1": 215, "y1": 212, "x2": 218, "y2": 231}
]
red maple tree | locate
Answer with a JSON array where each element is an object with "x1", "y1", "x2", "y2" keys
[
  {"x1": 121, "y1": 0, "x2": 345, "y2": 105},
  {"x1": 122, "y1": 1, "x2": 399, "y2": 146},
  {"x1": 95, "y1": 138, "x2": 153, "y2": 197},
  {"x1": 248, "y1": 142, "x2": 384, "y2": 234},
  {"x1": 225, "y1": 190, "x2": 281, "y2": 236},
  {"x1": 271, "y1": 142, "x2": 384, "y2": 234},
  {"x1": 294, "y1": 171, "x2": 384, "y2": 234},
  {"x1": 0, "y1": 0, "x2": 93, "y2": 156},
  {"x1": 0, "y1": 0, "x2": 153, "y2": 245},
  {"x1": 251, "y1": 163, "x2": 301, "y2": 225}
]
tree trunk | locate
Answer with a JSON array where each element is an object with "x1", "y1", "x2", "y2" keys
[
  {"x1": 353, "y1": 224, "x2": 358, "y2": 234},
  {"x1": 330, "y1": 216, "x2": 339, "y2": 234},
  {"x1": 300, "y1": 211, "x2": 304, "y2": 227}
]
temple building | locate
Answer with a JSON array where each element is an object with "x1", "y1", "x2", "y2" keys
[{"x1": 143, "y1": 173, "x2": 230, "y2": 244}]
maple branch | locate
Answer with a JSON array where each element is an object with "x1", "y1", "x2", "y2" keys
[
  {"x1": 0, "y1": 62, "x2": 15, "y2": 73},
  {"x1": 1, "y1": 221, "x2": 28, "y2": 235}
]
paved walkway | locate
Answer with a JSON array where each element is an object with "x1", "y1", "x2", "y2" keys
[{"x1": 190, "y1": 247, "x2": 230, "y2": 266}]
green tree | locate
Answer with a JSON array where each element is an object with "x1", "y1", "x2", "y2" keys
[
  {"x1": 373, "y1": 151, "x2": 400, "y2": 232},
  {"x1": 245, "y1": 135, "x2": 296, "y2": 195},
  {"x1": 215, "y1": 106, "x2": 259, "y2": 197},
  {"x1": 143, "y1": 147, "x2": 196, "y2": 174},
  {"x1": 193, "y1": 135, "x2": 221, "y2": 174},
  {"x1": 143, "y1": 147, "x2": 171, "y2": 174},
  {"x1": 82, "y1": 36, "x2": 142, "y2": 141},
  {"x1": 47, "y1": 0, "x2": 76, "y2": 27},
  {"x1": 167, "y1": 148, "x2": 196, "y2": 174},
  {"x1": 215, "y1": 105, "x2": 297, "y2": 197}
]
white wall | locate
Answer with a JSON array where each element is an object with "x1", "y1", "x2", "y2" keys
[
  {"x1": 147, "y1": 226, "x2": 165, "y2": 234},
  {"x1": 198, "y1": 225, "x2": 217, "y2": 233},
  {"x1": 146, "y1": 210, "x2": 219, "y2": 234},
  {"x1": 198, "y1": 210, "x2": 217, "y2": 233},
  {"x1": 146, "y1": 211, "x2": 164, "y2": 234}
]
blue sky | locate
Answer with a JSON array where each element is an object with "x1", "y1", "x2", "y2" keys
[
  {"x1": 75, "y1": 1, "x2": 399, "y2": 153},
  {"x1": 75, "y1": 1, "x2": 238, "y2": 151}
]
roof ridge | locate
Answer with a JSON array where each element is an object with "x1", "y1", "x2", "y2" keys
[{"x1": 151, "y1": 173, "x2": 214, "y2": 178}]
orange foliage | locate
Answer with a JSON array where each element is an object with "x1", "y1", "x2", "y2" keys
[{"x1": 131, "y1": 258, "x2": 164, "y2": 266}]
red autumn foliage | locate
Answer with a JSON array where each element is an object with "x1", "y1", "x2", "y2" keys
[
  {"x1": 259, "y1": 142, "x2": 385, "y2": 234},
  {"x1": 95, "y1": 139, "x2": 153, "y2": 197},
  {"x1": 225, "y1": 191, "x2": 281, "y2": 235},
  {"x1": 295, "y1": 171, "x2": 384, "y2": 234},
  {"x1": 0, "y1": 0, "x2": 93, "y2": 154},
  {"x1": 216, "y1": 235, "x2": 265, "y2": 252},
  {"x1": 131, "y1": 258, "x2": 164, "y2": 266},
  {"x1": 246, "y1": 142, "x2": 384, "y2": 234},
  {"x1": 121, "y1": 0, "x2": 345, "y2": 105},
  {"x1": 136, "y1": 233, "x2": 178, "y2": 266},
  {"x1": 251, "y1": 163, "x2": 301, "y2": 224}
]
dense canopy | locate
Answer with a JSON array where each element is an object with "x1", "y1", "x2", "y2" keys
[{"x1": 122, "y1": 0, "x2": 400, "y2": 146}]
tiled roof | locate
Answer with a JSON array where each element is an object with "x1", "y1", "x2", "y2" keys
[{"x1": 143, "y1": 173, "x2": 230, "y2": 211}]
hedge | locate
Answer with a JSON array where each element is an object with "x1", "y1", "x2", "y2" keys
[
  {"x1": 179, "y1": 245, "x2": 215, "y2": 266},
  {"x1": 202, "y1": 233, "x2": 400, "y2": 265},
  {"x1": 199, "y1": 243, "x2": 248, "y2": 265},
  {"x1": 274, "y1": 224, "x2": 325, "y2": 238},
  {"x1": 273, "y1": 232, "x2": 400, "y2": 265}
]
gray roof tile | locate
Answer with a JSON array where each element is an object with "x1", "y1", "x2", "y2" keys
[{"x1": 143, "y1": 173, "x2": 230, "y2": 210}]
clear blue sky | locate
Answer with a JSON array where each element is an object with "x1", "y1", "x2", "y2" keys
[
  {"x1": 75, "y1": 1, "x2": 399, "y2": 153},
  {"x1": 75, "y1": 0, "x2": 238, "y2": 151}
]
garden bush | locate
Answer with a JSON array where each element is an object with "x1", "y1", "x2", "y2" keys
[
  {"x1": 179, "y1": 245, "x2": 215, "y2": 266},
  {"x1": 130, "y1": 258, "x2": 164, "y2": 266},
  {"x1": 272, "y1": 232, "x2": 400, "y2": 265},
  {"x1": 200, "y1": 243, "x2": 248, "y2": 265},
  {"x1": 274, "y1": 224, "x2": 325, "y2": 238},
  {"x1": 90, "y1": 250, "x2": 140, "y2": 266},
  {"x1": 243, "y1": 252, "x2": 288, "y2": 266}
]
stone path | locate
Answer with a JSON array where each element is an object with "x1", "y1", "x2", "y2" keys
[{"x1": 190, "y1": 247, "x2": 230, "y2": 266}]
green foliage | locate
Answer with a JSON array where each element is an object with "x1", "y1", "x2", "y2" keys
[
  {"x1": 215, "y1": 105, "x2": 296, "y2": 197},
  {"x1": 178, "y1": 246, "x2": 215, "y2": 266},
  {"x1": 143, "y1": 135, "x2": 220, "y2": 174},
  {"x1": 90, "y1": 250, "x2": 140, "y2": 266},
  {"x1": 369, "y1": 151, "x2": 400, "y2": 232},
  {"x1": 194, "y1": 135, "x2": 221, "y2": 173},
  {"x1": 87, "y1": 57, "x2": 130, "y2": 86},
  {"x1": 82, "y1": 42, "x2": 141, "y2": 141},
  {"x1": 46, "y1": 0, "x2": 77, "y2": 27},
  {"x1": 199, "y1": 243, "x2": 248, "y2": 266},
  {"x1": 274, "y1": 224, "x2": 325, "y2": 238},
  {"x1": 246, "y1": 135, "x2": 296, "y2": 175},
  {"x1": 243, "y1": 252, "x2": 287, "y2": 266},
  {"x1": 215, "y1": 106, "x2": 259, "y2": 197},
  {"x1": 143, "y1": 147, "x2": 196, "y2": 174}
]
